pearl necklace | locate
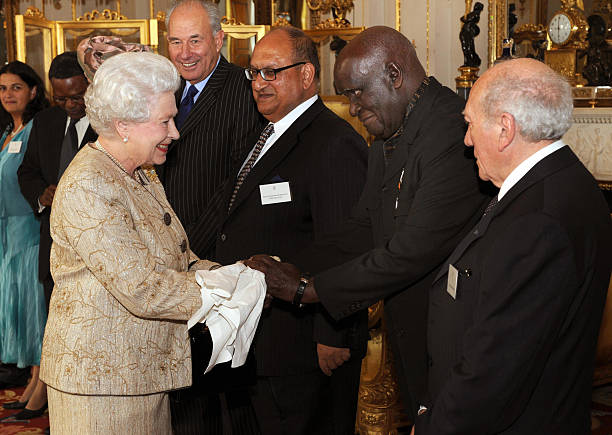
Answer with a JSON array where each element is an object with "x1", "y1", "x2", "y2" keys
[
  {"x1": 8, "y1": 123, "x2": 23, "y2": 139},
  {"x1": 93, "y1": 140, "x2": 175, "y2": 228},
  {"x1": 94, "y1": 140, "x2": 136, "y2": 180}
]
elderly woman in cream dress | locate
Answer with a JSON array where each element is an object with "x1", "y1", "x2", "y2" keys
[{"x1": 39, "y1": 52, "x2": 263, "y2": 434}]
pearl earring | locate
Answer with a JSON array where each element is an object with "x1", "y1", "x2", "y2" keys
[{"x1": 123, "y1": 136, "x2": 128, "y2": 143}]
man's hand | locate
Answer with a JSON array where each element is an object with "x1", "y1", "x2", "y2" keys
[
  {"x1": 317, "y1": 343, "x2": 350, "y2": 376},
  {"x1": 245, "y1": 254, "x2": 301, "y2": 302},
  {"x1": 263, "y1": 293, "x2": 273, "y2": 309},
  {"x1": 39, "y1": 184, "x2": 57, "y2": 207}
]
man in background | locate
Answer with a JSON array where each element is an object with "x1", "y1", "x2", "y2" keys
[
  {"x1": 217, "y1": 27, "x2": 368, "y2": 434},
  {"x1": 160, "y1": 0, "x2": 263, "y2": 259},
  {"x1": 414, "y1": 58, "x2": 612, "y2": 434},
  {"x1": 18, "y1": 51, "x2": 97, "y2": 309},
  {"x1": 160, "y1": 1, "x2": 264, "y2": 433}
]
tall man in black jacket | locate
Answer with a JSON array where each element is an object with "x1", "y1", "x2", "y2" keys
[
  {"x1": 246, "y1": 26, "x2": 491, "y2": 419},
  {"x1": 217, "y1": 27, "x2": 369, "y2": 434}
]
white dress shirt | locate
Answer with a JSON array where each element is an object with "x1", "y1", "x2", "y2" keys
[
  {"x1": 238, "y1": 95, "x2": 319, "y2": 174},
  {"x1": 498, "y1": 139, "x2": 566, "y2": 200},
  {"x1": 65, "y1": 115, "x2": 91, "y2": 149}
]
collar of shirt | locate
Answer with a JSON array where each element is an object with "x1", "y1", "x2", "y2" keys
[
  {"x1": 239, "y1": 94, "x2": 319, "y2": 173},
  {"x1": 181, "y1": 55, "x2": 222, "y2": 102},
  {"x1": 64, "y1": 115, "x2": 91, "y2": 149},
  {"x1": 498, "y1": 139, "x2": 566, "y2": 200}
]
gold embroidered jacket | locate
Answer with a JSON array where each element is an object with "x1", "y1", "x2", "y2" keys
[{"x1": 40, "y1": 145, "x2": 215, "y2": 395}]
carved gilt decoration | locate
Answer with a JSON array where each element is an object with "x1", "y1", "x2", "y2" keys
[
  {"x1": 77, "y1": 9, "x2": 128, "y2": 21},
  {"x1": 356, "y1": 302, "x2": 411, "y2": 434},
  {"x1": 24, "y1": 6, "x2": 45, "y2": 19}
]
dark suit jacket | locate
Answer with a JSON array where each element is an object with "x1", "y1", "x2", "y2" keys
[
  {"x1": 17, "y1": 106, "x2": 97, "y2": 284},
  {"x1": 416, "y1": 146, "x2": 612, "y2": 435},
  {"x1": 311, "y1": 78, "x2": 491, "y2": 416},
  {"x1": 216, "y1": 98, "x2": 369, "y2": 376},
  {"x1": 158, "y1": 55, "x2": 265, "y2": 260}
]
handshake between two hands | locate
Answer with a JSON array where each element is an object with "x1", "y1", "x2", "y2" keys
[
  {"x1": 243, "y1": 254, "x2": 350, "y2": 376},
  {"x1": 243, "y1": 254, "x2": 299, "y2": 304}
]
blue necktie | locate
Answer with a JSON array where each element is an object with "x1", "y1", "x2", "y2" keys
[{"x1": 175, "y1": 85, "x2": 198, "y2": 130}]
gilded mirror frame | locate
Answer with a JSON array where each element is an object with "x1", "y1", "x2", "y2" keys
[{"x1": 487, "y1": 0, "x2": 508, "y2": 66}]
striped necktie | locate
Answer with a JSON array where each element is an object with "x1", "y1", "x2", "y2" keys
[{"x1": 228, "y1": 123, "x2": 274, "y2": 212}]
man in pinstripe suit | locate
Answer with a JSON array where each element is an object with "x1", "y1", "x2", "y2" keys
[{"x1": 159, "y1": 1, "x2": 265, "y2": 434}]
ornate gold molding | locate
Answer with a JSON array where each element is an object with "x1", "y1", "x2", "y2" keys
[
  {"x1": 488, "y1": 0, "x2": 507, "y2": 66},
  {"x1": 307, "y1": 0, "x2": 354, "y2": 27},
  {"x1": 24, "y1": 6, "x2": 45, "y2": 19},
  {"x1": 273, "y1": 16, "x2": 293, "y2": 27},
  {"x1": 356, "y1": 302, "x2": 411, "y2": 434},
  {"x1": 396, "y1": 0, "x2": 401, "y2": 31},
  {"x1": 314, "y1": 17, "x2": 351, "y2": 29},
  {"x1": 221, "y1": 16, "x2": 245, "y2": 25},
  {"x1": 77, "y1": 9, "x2": 128, "y2": 21}
]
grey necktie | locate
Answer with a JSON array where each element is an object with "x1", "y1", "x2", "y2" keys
[
  {"x1": 227, "y1": 123, "x2": 274, "y2": 212},
  {"x1": 58, "y1": 118, "x2": 79, "y2": 180}
]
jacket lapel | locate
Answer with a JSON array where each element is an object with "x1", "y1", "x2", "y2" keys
[
  {"x1": 382, "y1": 78, "x2": 441, "y2": 186},
  {"x1": 80, "y1": 124, "x2": 97, "y2": 148},
  {"x1": 49, "y1": 109, "x2": 68, "y2": 182},
  {"x1": 432, "y1": 145, "x2": 578, "y2": 283},
  {"x1": 225, "y1": 98, "x2": 326, "y2": 218},
  {"x1": 178, "y1": 55, "x2": 232, "y2": 137}
]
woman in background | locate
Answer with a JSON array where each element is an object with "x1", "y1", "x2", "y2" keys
[{"x1": 0, "y1": 61, "x2": 49, "y2": 419}]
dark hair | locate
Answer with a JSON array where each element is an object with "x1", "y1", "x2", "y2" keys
[
  {"x1": 48, "y1": 51, "x2": 85, "y2": 80},
  {"x1": 0, "y1": 61, "x2": 49, "y2": 131},
  {"x1": 278, "y1": 27, "x2": 320, "y2": 81}
]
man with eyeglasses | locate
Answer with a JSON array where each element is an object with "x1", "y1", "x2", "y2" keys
[
  {"x1": 215, "y1": 27, "x2": 369, "y2": 434},
  {"x1": 18, "y1": 51, "x2": 97, "y2": 310}
]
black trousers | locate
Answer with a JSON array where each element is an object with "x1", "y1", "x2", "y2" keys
[
  {"x1": 170, "y1": 327, "x2": 260, "y2": 435},
  {"x1": 250, "y1": 358, "x2": 362, "y2": 435}
]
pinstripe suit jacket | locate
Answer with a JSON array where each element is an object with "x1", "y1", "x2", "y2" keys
[{"x1": 158, "y1": 56, "x2": 265, "y2": 259}]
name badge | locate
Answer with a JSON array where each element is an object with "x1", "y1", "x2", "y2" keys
[
  {"x1": 447, "y1": 264, "x2": 459, "y2": 299},
  {"x1": 7, "y1": 141, "x2": 21, "y2": 154},
  {"x1": 259, "y1": 182, "x2": 291, "y2": 205}
]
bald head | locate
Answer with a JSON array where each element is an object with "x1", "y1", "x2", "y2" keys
[
  {"x1": 333, "y1": 26, "x2": 427, "y2": 139},
  {"x1": 473, "y1": 58, "x2": 572, "y2": 142}
]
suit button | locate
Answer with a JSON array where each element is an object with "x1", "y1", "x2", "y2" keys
[
  {"x1": 220, "y1": 234, "x2": 227, "y2": 242},
  {"x1": 180, "y1": 240, "x2": 187, "y2": 253},
  {"x1": 382, "y1": 186, "x2": 389, "y2": 193},
  {"x1": 428, "y1": 355, "x2": 433, "y2": 367},
  {"x1": 163, "y1": 212, "x2": 171, "y2": 226}
]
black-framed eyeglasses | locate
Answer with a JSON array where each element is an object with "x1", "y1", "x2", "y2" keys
[
  {"x1": 53, "y1": 94, "x2": 85, "y2": 104},
  {"x1": 245, "y1": 62, "x2": 306, "y2": 81}
]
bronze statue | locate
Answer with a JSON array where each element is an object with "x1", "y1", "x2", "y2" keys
[
  {"x1": 582, "y1": 14, "x2": 612, "y2": 86},
  {"x1": 460, "y1": 2, "x2": 484, "y2": 68}
]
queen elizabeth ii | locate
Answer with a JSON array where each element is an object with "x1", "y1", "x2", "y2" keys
[{"x1": 39, "y1": 51, "x2": 263, "y2": 434}]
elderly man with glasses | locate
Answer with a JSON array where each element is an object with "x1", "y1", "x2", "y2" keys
[{"x1": 215, "y1": 27, "x2": 369, "y2": 434}]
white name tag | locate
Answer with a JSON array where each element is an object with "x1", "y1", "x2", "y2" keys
[
  {"x1": 447, "y1": 264, "x2": 459, "y2": 300},
  {"x1": 7, "y1": 141, "x2": 21, "y2": 153},
  {"x1": 259, "y1": 182, "x2": 291, "y2": 205}
]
